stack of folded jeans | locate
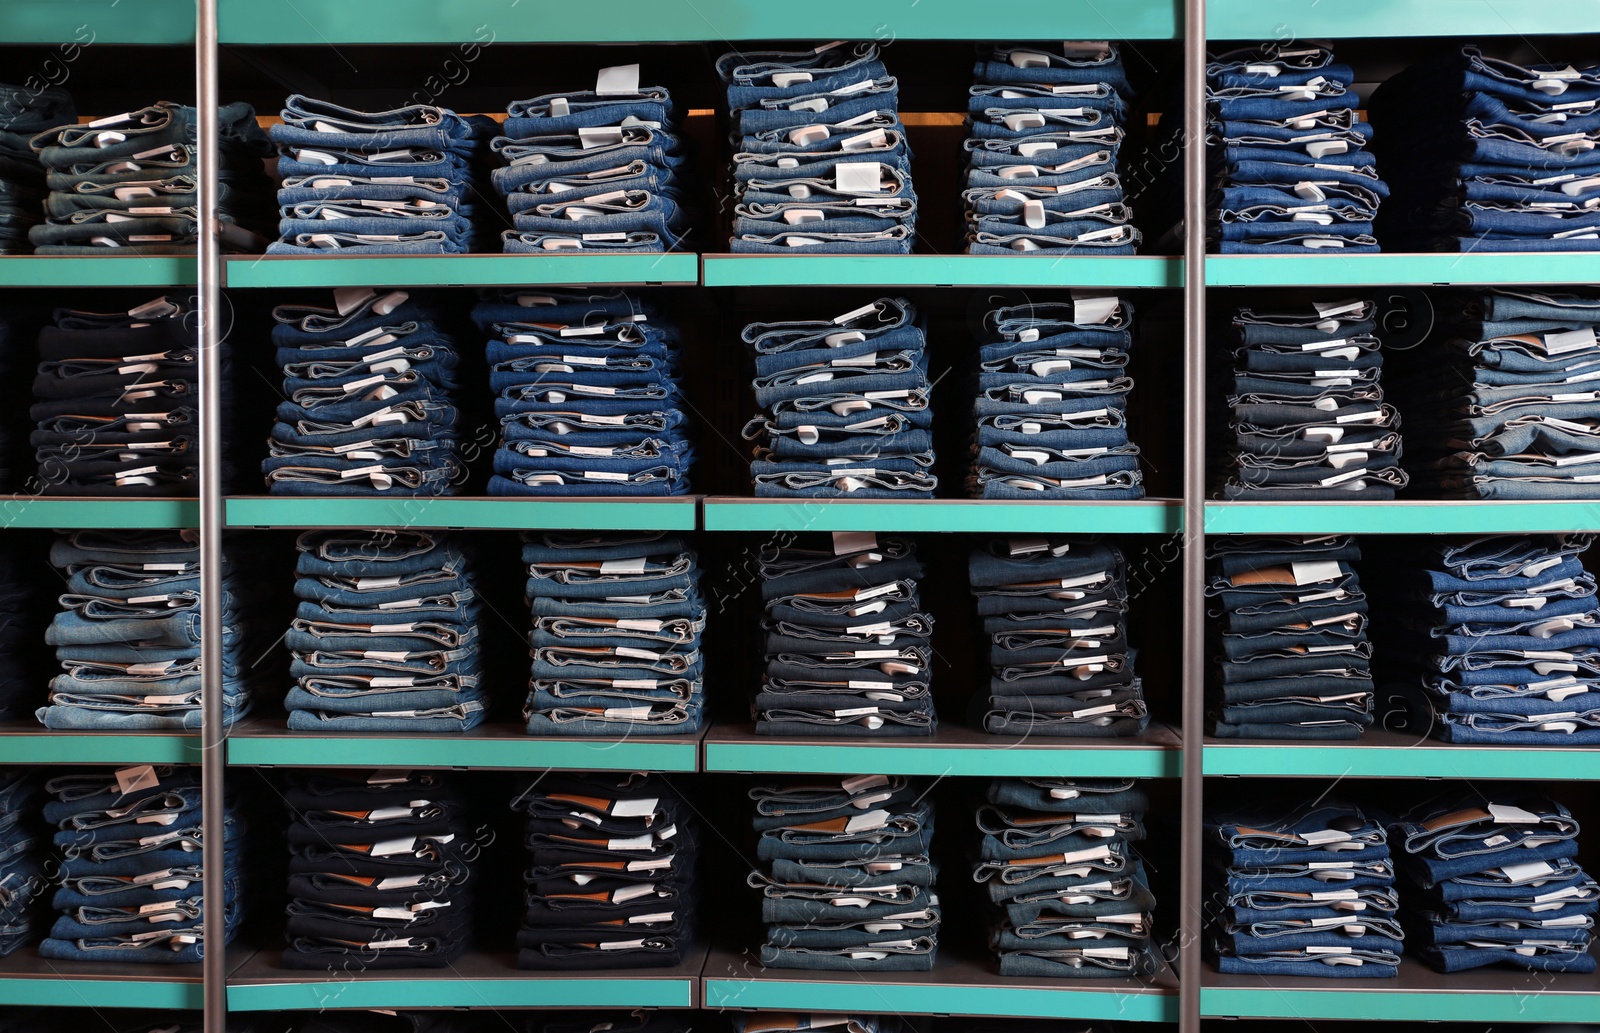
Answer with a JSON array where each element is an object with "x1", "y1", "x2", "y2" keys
[
  {"x1": 742, "y1": 297, "x2": 935, "y2": 497},
  {"x1": 756, "y1": 533, "x2": 935, "y2": 737},
  {"x1": 282, "y1": 770, "x2": 472, "y2": 969},
  {"x1": 720, "y1": 43, "x2": 916, "y2": 254},
  {"x1": 523, "y1": 531, "x2": 705, "y2": 737},
  {"x1": 975, "y1": 777, "x2": 1158, "y2": 977},
  {"x1": 493, "y1": 68, "x2": 692, "y2": 253},
  {"x1": 0, "y1": 771, "x2": 45, "y2": 957},
  {"x1": 473, "y1": 288, "x2": 694, "y2": 495},
  {"x1": 288, "y1": 1014, "x2": 473, "y2": 1033},
  {"x1": 268, "y1": 95, "x2": 497, "y2": 255},
  {"x1": 0, "y1": 550, "x2": 42, "y2": 721},
  {"x1": 1393, "y1": 793, "x2": 1597, "y2": 973},
  {"x1": 1387, "y1": 534, "x2": 1600, "y2": 744},
  {"x1": 1398, "y1": 288, "x2": 1600, "y2": 498},
  {"x1": 1207, "y1": 43, "x2": 1384, "y2": 253},
  {"x1": 969, "y1": 296, "x2": 1144, "y2": 498},
  {"x1": 1206, "y1": 536, "x2": 1375, "y2": 739},
  {"x1": 733, "y1": 1016, "x2": 901, "y2": 1033},
  {"x1": 969, "y1": 538, "x2": 1147, "y2": 737},
  {"x1": 0, "y1": 83, "x2": 73, "y2": 254},
  {"x1": 1208, "y1": 800, "x2": 1401, "y2": 978},
  {"x1": 1372, "y1": 48, "x2": 1600, "y2": 252},
  {"x1": 1219, "y1": 297, "x2": 1408, "y2": 499},
  {"x1": 267, "y1": 288, "x2": 464, "y2": 495},
  {"x1": 31, "y1": 295, "x2": 199, "y2": 496},
  {"x1": 285, "y1": 530, "x2": 484, "y2": 733},
  {"x1": 30, "y1": 101, "x2": 273, "y2": 254},
  {"x1": 39, "y1": 531, "x2": 250, "y2": 731},
  {"x1": 750, "y1": 776, "x2": 938, "y2": 970},
  {"x1": 963, "y1": 43, "x2": 1139, "y2": 255},
  {"x1": 40, "y1": 766, "x2": 241, "y2": 963},
  {"x1": 514, "y1": 772, "x2": 695, "y2": 970}
]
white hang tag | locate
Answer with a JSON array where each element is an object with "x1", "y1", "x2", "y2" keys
[
  {"x1": 116, "y1": 766, "x2": 160, "y2": 795},
  {"x1": 833, "y1": 530, "x2": 879, "y2": 556},
  {"x1": 594, "y1": 64, "x2": 641, "y2": 96},
  {"x1": 772, "y1": 71, "x2": 814, "y2": 88},
  {"x1": 836, "y1": 161, "x2": 884, "y2": 193},
  {"x1": 840, "y1": 129, "x2": 888, "y2": 151},
  {"x1": 1488, "y1": 803, "x2": 1544, "y2": 824},
  {"x1": 1072, "y1": 292, "x2": 1120, "y2": 325}
]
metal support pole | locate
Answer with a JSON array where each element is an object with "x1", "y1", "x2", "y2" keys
[{"x1": 1179, "y1": 0, "x2": 1207, "y2": 1030}]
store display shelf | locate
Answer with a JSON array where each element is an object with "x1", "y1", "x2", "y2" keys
[
  {"x1": 701, "y1": 255, "x2": 1182, "y2": 289},
  {"x1": 0, "y1": 727, "x2": 202, "y2": 765},
  {"x1": 225, "y1": 720, "x2": 701, "y2": 771},
  {"x1": 702, "y1": 497, "x2": 1182, "y2": 533},
  {"x1": 1206, "y1": 252, "x2": 1600, "y2": 287},
  {"x1": 1204, "y1": 728, "x2": 1600, "y2": 779},
  {"x1": 702, "y1": 946, "x2": 1178, "y2": 1021},
  {"x1": 0, "y1": 952, "x2": 202, "y2": 1008},
  {"x1": 705, "y1": 723, "x2": 1181, "y2": 777},
  {"x1": 224, "y1": 495, "x2": 698, "y2": 530},
  {"x1": 0, "y1": 257, "x2": 198, "y2": 287},
  {"x1": 225, "y1": 948, "x2": 702, "y2": 1010},
  {"x1": 1204, "y1": 500, "x2": 1600, "y2": 535},
  {"x1": 1202, "y1": 958, "x2": 1600, "y2": 1021},
  {"x1": 1208, "y1": 0, "x2": 1599, "y2": 39},
  {"x1": 221, "y1": 253, "x2": 700, "y2": 288},
  {"x1": 0, "y1": 498, "x2": 200, "y2": 530}
]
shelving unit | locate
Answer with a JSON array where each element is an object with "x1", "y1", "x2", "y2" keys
[
  {"x1": 0, "y1": 499, "x2": 199, "y2": 530},
  {"x1": 701, "y1": 255, "x2": 1182, "y2": 289},
  {"x1": 0, "y1": 727, "x2": 203, "y2": 765},
  {"x1": 221, "y1": 254, "x2": 700, "y2": 289},
  {"x1": 0, "y1": 955, "x2": 203, "y2": 1009},
  {"x1": 224, "y1": 496, "x2": 698, "y2": 531},
  {"x1": 703, "y1": 498, "x2": 1182, "y2": 533},
  {"x1": 1204, "y1": 500, "x2": 1600, "y2": 535},
  {"x1": 0, "y1": 258, "x2": 198, "y2": 288}
]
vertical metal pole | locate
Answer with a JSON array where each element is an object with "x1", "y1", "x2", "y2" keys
[
  {"x1": 195, "y1": 0, "x2": 226, "y2": 1029},
  {"x1": 1179, "y1": 0, "x2": 1207, "y2": 1030}
]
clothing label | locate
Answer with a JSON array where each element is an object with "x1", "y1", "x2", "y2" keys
[
  {"x1": 599, "y1": 558, "x2": 648, "y2": 574},
  {"x1": 833, "y1": 531, "x2": 879, "y2": 555},
  {"x1": 1072, "y1": 293, "x2": 1120, "y2": 325},
  {"x1": 1488, "y1": 803, "x2": 1545, "y2": 824},
  {"x1": 613, "y1": 679, "x2": 659, "y2": 689},
  {"x1": 116, "y1": 765, "x2": 159, "y2": 795},
  {"x1": 1500, "y1": 860, "x2": 1558, "y2": 882},
  {"x1": 607, "y1": 835, "x2": 653, "y2": 851},
  {"x1": 836, "y1": 161, "x2": 884, "y2": 193},
  {"x1": 1009, "y1": 536, "x2": 1051, "y2": 556},
  {"x1": 834, "y1": 706, "x2": 880, "y2": 718},
  {"x1": 845, "y1": 809, "x2": 891, "y2": 832},
  {"x1": 1544, "y1": 328, "x2": 1597, "y2": 354}
]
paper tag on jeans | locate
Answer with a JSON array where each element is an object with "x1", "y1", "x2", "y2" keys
[
  {"x1": 1488, "y1": 803, "x2": 1544, "y2": 824},
  {"x1": 116, "y1": 765, "x2": 159, "y2": 795},
  {"x1": 1543, "y1": 328, "x2": 1597, "y2": 354},
  {"x1": 607, "y1": 835, "x2": 654, "y2": 851},
  {"x1": 333, "y1": 287, "x2": 377, "y2": 316},
  {"x1": 599, "y1": 557, "x2": 648, "y2": 575},
  {"x1": 836, "y1": 161, "x2": 884, "y2": 193},
  {"x1": 833, "y1": 531, "x2": 879, "y2": 555},
  {"x1": 1072, "y1": 293, "x2": 1119, "y2": 325},
  {"x1": 1500, "y1": 860, "x2": 1558, "y2": 883},
  {"x1": 845, "y1": 809, "x2": 891, "y2": 832},
  {"x1": 1301, "y1": 828, "x2": 1354, "y2": 845}
]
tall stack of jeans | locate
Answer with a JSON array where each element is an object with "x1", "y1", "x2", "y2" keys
[
  {"x1": 267, "y1": 288, "x2": 464, "y2": 495},
  {"x1": 523, "y1": 532, "x2": 705, "y2": 737},
  {"x1": 968, "y1": 538, "x2": 1147, "y2": 737},
  {"x1": 0, "y1": 551, "x2": 42, "y2": 721},
  {"x1": 282, "y1": 770, "x2": 472, "y2": 969},
  {"x1": 975, "y1": 777, "x2": 1158, "y2": 977},
  {"x1": 750, "y1": 776, "x2": 938, "y2": 970},
  {"x1": 0, "y1": 772, "x2": 44, "y2": 957},
  {"x1": 1207, "y1": 44, "x2": 1384, "y2": 253},
  {"x1": 493, "y1": 70, "x2": 692, "y2": 253},
  {"x1": 963, "y1": 44, "x2": 1139, "y2": 255},
  {"x1": 1219, "y1": 297, "x2": 1408, "y2": 499},
  {"x1": 40, "y1": 766, "x2": 241, "y2": 963},
  {"x1": 1208, "y1": 801, "x2": 1401, "y2": 978},
  {"x1": 0, "y1": 84, "x2": 73, "y2": 254},
  {"x1": 514, "y1": 772, "x2": 695, "y2": 970},
  {"x1": 1371, "y1": 48, "x2": 1600, "y2": 252},
  {"x1": 1393, "y1": 793, "x2": 1597, "y2": 973},
  {"x1": 1388, "y1": 534, "x2": 1600, "y2": 744},
  {"x1": 268, "y1": 96, "x2": 496, "y2": 255},
  {"x1": 969, "y1": 296, "x2": 1144, "y2": 498},
  {"x1": 1206, "y1": 536, "x2": 1375, "y2": 739},
  {"x1": 472, "y1": 288, "x2": 693, "y2": 495},
  {"x1": 756, "y1": 534, "x2": 935, "y2": 737},
  {"x1": 30, "y1": 102, "x2": 273, "y2": 254},
  {"x1": 719, "y1": 43, "x2": 916, "y2": 254},
  {"x1": 743, "y1": 298, "x2": 935, "y2": 497},
  {"x1": 32, "y1": 296, "x2": 199, "y2": 496},
  {"x1": 39, "y1": 531, "x2": 250, "y2": 731},
  {"x1": 285, "y1": 531, "x2": 484, "y2": 733}
]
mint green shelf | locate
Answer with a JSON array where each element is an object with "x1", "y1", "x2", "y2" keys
[
  {"x1": 0, "y1": 1, "x2": 194, "y2": 43},
  {"x1": 1206, "y1": 253, "x2": 1600, "y2": 287},
  {"x1": 702, "y1": 255, "x2": 1182, "y2": 289},
  {"x1": 224, "y1": 496, "x2": 698, "y2": 530},
  {"x1": 0, "y1": 499, "x2": 198, "y2": 530},
  {"x1": 1206, "y1": 501, "x2": 1600, "y2": 535},
  {"x1": 1208, "y1": 0, "x2": 1599, "y2": 38},
  {"x1": 0, "y1": 954, "x2": 202, "y2": 1008},
  {"x1": 226, "y1": 722, "x2": 700, "y2": 771},
  {"x1": 703, "y1": 498, "x2": 1182, "y2": 533},
  {"x1": 222, "y1": 253, "x2": 698, "y2": 288},
  {"x1": 0, "y1": 257, "x2": 197, "y2": 287},
  {"x1": 1205, "y1": 730, "x2": 1600, "y2": 779},
  {"x1": 0, "y1": 730, "x2": 202, "y2": 765}
]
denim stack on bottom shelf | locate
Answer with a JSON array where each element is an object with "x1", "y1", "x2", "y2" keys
[
  {"x1": 743, "y1": 297, "x2": 936, "y2": 498},
  {"x1": 968, "y1": 538, "x2": 1148, "y2": 737},
  {"x1": 969, "y1": 295, "x2": 1144, "y2": 499},
  {"x1": 750, "y1": 776, "x2": 938, "y2": 971},
  {"x1": 1372, "y1": 48, "x2": 1600, "y2": 252},
  {"x1": 267, "y1": 288, "x2": 463, "y2": 495},
  {"x1": 756, "y1": 533, "x2": 935, "y2": 737},
  {"x1": 719, "y1": 42, "x2": 916, "y2": 254},
  {"x1": 475, "y1": 288, "x2": 693, "y2": 496},
  {"x1": 0, "y1": 83, "x2": 73, "y2": 254},
  {"x1": 41, "y1": 766, "x2": 241, "y2": 963},
  {"x1": 0, "y1": 772, "x2": 44, "y2": 957},
  {"x1": 0, "y1": 549, "x2": 41, "y2": 722},
  {"x1": 267, "y1": 96, "x2": 496, "y2": 255},
  {"x1": 523, "y1": 532, "x2": 705, "y2": 737},
  {"x1": 963, "y1": 43, "x2": 1139, "y2": 255},
  {"x1": 39, "y1": 531, "x2": 250, "y2": 731},
  {"x1": 514, "y1": 773, "x2": 695, "y2": 970},
  {"x1": 30, "y1": 102, "x2": 273, "y2": 254},
  {"x1": 974, "y1": 777, "x2": 1158, "y2": 978},
  {"x1": 1207, "y1": 44, "x2": 1384, "y2": 254},
  {"x1": 32, "y1": 295, "x2": 200, "y2": 496},
  {"x1": 1206, "y1": 536, "x2": 1375, "y2": 739},
  {"x1": 492, "y1": 66, "x2": 691, "y2": 254},
  {"x1": 1219, "y1": 297, "x2": 1407, "y2": 500},
  {"x1": 282, "y1": 770, "x2": 472, "y2": 969},
  {"x1": 1399, "y1": 288, "x2": 1600, "y2": 499},
  {"x1": 1386, "y1": 534, "x2": 1600, "y2": 745},
  {"x1": 1208, "y1": 801, "x2": 1401, "y2": 978},
  {"x1": 1394, "y1": 793, "x2": 1598, "y2": 973},
  {"x1": 285, "y1": 531, "x2": 484, "y2": 734}
]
